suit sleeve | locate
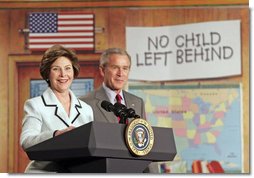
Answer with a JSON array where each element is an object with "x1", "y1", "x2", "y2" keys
[{"x1": 20, "y1": 99, "x2": 54, "y2": 150}]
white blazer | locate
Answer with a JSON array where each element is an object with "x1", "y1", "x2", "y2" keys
[{"x1": 20, "y1": 87, "x2": 94, "y2": 173}]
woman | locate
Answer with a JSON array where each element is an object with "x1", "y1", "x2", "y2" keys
[{"x1": 20, "y1": 45, "x2": 94, "y2": 173}]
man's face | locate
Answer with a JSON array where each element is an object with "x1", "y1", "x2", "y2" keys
[{"x1": 100, "y1": 54, "x2": 130, "y2": 93}]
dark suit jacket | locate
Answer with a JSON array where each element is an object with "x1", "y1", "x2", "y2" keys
[{"x1": 80, "y1": 86, "x2": 146, "y2": 123}]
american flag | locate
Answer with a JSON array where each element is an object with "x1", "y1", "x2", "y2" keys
[{"x1": 28, "y1": 12, "x2": 95, "y2": 52}]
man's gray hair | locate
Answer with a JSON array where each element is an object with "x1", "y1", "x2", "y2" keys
[{"x1": 100, "y1": 48, "x2": 131, "y2": 67}]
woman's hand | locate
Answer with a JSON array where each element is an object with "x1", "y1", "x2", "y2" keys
[{"x1": 54, "y1": 126, "x2": 76, "y2": 136}]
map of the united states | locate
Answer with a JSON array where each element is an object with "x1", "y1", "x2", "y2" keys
[{"x1": 130, "y1": 85, "x2": 242, "y2": 173}]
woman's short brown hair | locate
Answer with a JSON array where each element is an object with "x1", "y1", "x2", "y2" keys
[{"x1": 40, "y1": 45, "x2": 80, "y2": 85}]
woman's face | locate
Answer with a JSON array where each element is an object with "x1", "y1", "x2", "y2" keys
[{"x1": 49, "y1": 56, "x2": 74, "y2": 93}]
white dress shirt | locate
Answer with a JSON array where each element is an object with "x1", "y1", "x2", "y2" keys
[{"x1": 102, "y1": 82, "x2": 125, "y2": 105}]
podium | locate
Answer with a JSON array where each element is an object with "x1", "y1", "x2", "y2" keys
[{"x1": 25, "y1": 122, "x2": 176, "y2": 173}]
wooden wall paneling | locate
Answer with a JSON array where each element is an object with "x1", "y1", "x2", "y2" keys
[
  {"x1": 17, "y1": 63, "x2": 40, "y2": 172},
  {"x1": 126, "y1": 9, "x2": 142, "y2": 26},
  {"x1": 0, "y1": 10, "x2": 10, "y2": 173},
  {"x1": 9, "y1": 10, "x2": 27, "y2": 54},
  {"x1": 108, "y1": 8, "x2": 127, "y2": 49},
  {"x1": 141, "y1": 9, "x2": 154, "y2": 26},
  {"x1": 153, "y1": 9, "x2": 169, "y2": 26},
  {"x1": 77, "y1": 53, "x2": 103, "y2": 89},
  {"x1": 0, "y1": 0, "x2": 248, "y2": 9},
  {"x1": 94, "y1": 8, "x2": 109, "y2": 52},
  {"x1": 8, "y1": 55, "x2": 41, "y2": 173},
  {"x1": 7, "y1": 56, "x2": 17, "y2": 173},
  {"x1": 238, "y1": 8, "x2": 250, "y2": 174}
]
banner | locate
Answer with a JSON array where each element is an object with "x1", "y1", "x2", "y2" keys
[{"x1": 126, "y1": 20, "x2": 241, "y2": 81}]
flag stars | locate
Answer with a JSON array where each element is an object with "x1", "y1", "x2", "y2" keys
[{"x1": 29, "y1": 13, "x2": 57, "y2": 33}]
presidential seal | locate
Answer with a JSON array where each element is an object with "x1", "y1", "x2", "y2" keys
[{"x1": 125, "y1": 118, "x2": 154, "y2": 156}]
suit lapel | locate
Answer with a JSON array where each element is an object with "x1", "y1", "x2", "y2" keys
[
  {"x1": 41, "y1": 88, "x2": 69, "y2": 127},
  {"x1": 95, "y1": 87, "x2": 118, "y2": 123},
  {"x1": 123, "y1": 91, "x2": 136, "y2": 109},
  {"x1": 69, "y1": 90, "x2": 82, "y2": 124}
]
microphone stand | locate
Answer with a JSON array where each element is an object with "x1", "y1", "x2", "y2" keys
[{"x1": 119, "y1": 116, "x2": 128, "y2": 124}]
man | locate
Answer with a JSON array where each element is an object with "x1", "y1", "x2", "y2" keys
[{"x1": 80, "y1": 48, "x2": 146, "y2": 123}]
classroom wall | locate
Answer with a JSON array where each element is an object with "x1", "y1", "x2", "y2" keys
[{"x1": 0, "y1": 0, "x2": 249, "y2": 173}]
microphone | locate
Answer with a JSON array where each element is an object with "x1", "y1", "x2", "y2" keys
[
  {"x1": 101, "y1": 101, "x2": 128, "y2": 120},
  {"x1": 113, "y1": 102, "x2": 127, "y2": 110},
  {"x1": 112, "y1": 103, "x2": 141, "y2": 119},
  {"x1": 113, "y1": 102, "x2": 128, "y2": 120},
  {"x1": 101, "y1": 100, "x2": 140, "y2": 123},
  {"x1": 125, "y1": 108, "x2": 141, "y2": 118},
  {"x1": 101, "y1": 100, "x2": 114, "y2": 112}
]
